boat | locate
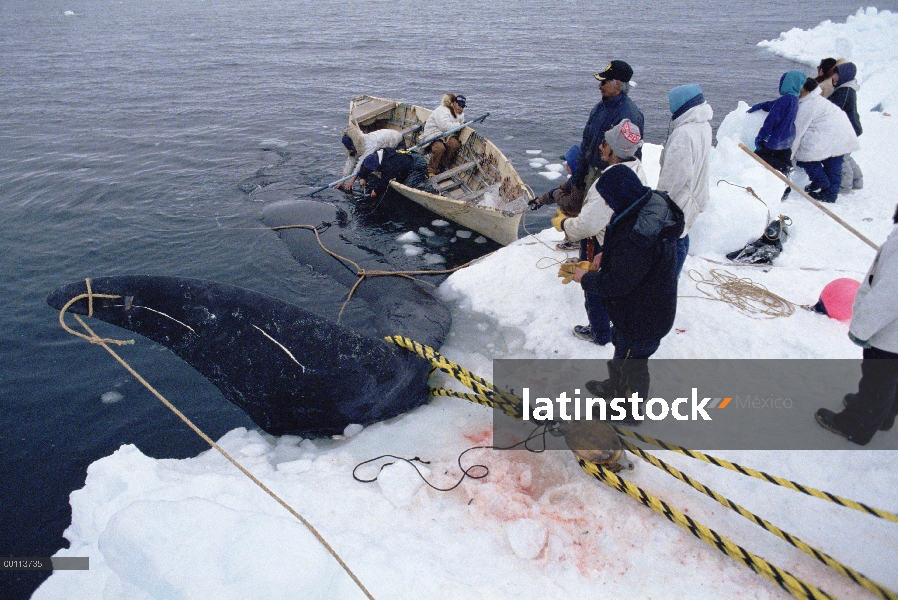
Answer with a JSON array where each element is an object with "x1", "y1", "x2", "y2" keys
[{"x1": 348, "y1": 95, "x2": 533, "y2": 246}]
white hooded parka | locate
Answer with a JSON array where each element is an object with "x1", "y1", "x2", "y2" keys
[
  {"x1": 657, "y1": 102, "x2": 713, "y2": 237},
  {"x1": 791, "y1": 87, "x2": 860, "y2": 163}
]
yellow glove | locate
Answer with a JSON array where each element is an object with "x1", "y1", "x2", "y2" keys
[
  {"x1": 557, "y1": 261, "x2": 596, "y2": 284},
  {"x1": 551, "y1": 209, "x2": 567, "y2": 232}
]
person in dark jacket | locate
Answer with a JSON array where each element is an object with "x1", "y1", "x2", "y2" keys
[
  {"x1": 357, "y1": 148, "x2": 438, "y2": 199},
  {"x1": 558, "y1": 60, "x2": 645, "y2": 210},
  {"x1": 747, "y1": 70, "x2": 806, "y2": 174},
  {"x1": 829, "y1": 62, "x2": 863, "y2": 191},
  {"x1": 572, "y1": 166, "x2": 684, "y2": 424}
]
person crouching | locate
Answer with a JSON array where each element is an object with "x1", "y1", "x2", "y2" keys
[
  {"x1": 356, "y1": 148, "x2": 438, "y2": 200},
  {"x1": 572, "y1": 166, "x2": 684, "y2": 424}
]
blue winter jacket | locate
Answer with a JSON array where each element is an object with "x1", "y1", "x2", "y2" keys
[
  {"x1": 749, "y1": 70, "x2": 806, "y2": 152},
  {"x1": 580, "y1": 168, "x2": 684, "y2": 342},
  {"x1": 572, "y1": 93, "x2": 645, "y2": 189}
]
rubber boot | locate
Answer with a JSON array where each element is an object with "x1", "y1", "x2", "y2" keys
[
  {"x1": 585, "y1": 360, "x2": 619, "y2": 398},
  {"x1": 616, "y1": 358, "x2": 650, "y2": 426}
]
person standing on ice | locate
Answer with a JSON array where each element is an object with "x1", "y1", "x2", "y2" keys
[
  {"x1": 556, "y1": 120, "x2": 647, "y2": 346},
  {"x1": 336, "y1": 124, "x2": 405, "y2": 192},
  {"x1": 571, "y1": 166, "x2": 684, "y2": 424},
  {"x1": 559, "y1": 60, "x2": 644, "y2": 220},
  {"x1": 747, "y1": 70, "x2": 806, "y2": 175},
  {"x1": 791, "y1": 78, "x2": 859, "y2": 203},
  {"x1": 422, "y1": 93, "x2": 466, "y2": 177},
  {"x1": 816, "y1": 204, "x2": 898, "y2": 445},
  {"x1": 829, "y1": 62, "x2": 864, "y2": 192},
  {"x1": 657, "y1": 84, "x2": 712, "y2": 277}
]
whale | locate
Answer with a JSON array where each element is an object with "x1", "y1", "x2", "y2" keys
[
  {"x1": 47, "y1": 200, "x2": 455, "y2": 437},
  {"x1": 47, "y1": 276, "x2": 435, "y2": 437}
]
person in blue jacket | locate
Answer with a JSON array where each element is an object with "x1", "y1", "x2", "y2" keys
[
  {"x1": 572, "y1": 166, "x2": 684, "y2": 424},
  {"x1": 748, "y1": 70, "x2": 806, "y2": 174},
  {"x1": 557, "y1": 60, "x2": 645, "y2": 210}
]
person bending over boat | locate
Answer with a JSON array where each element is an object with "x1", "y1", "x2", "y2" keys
[
  {"x1": 356, "y1": 148, "x2": 438, "y2": 200},
  {"x1": 336, "y1": 124, "x2": 405, "y2": 192},
  {"x1": 422, "y1": 94, "x2": 466, "y2": 177},
  {"x1": 554, "y1": 119, "x2": 647, "y2": 346}
]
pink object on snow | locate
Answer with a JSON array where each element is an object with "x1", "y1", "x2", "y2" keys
[{"x1": 819, "y1": 278, "x2": 861, "y2": 322}]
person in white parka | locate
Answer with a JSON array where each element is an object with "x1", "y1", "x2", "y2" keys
[
  {"x1": 657, "y1": 84, "x2": 712, "y2": 277},
  {"x1": 337, "y1": 125, "x2": 403, "y2": 192},
  {"x1": 422, "y1": 93, "x2": 466, "y2": 177},
  {"x1": 816, "y1": 204, "x2": 898, "y2": 445},
  {"x1": 791, "y1": 78, "x2": 860, "y2": 203},
  {"x1": 337, "y1": 125, "x2": 405, "y2": 192}
]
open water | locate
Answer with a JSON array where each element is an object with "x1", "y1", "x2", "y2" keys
[{"x1": 0, "y1": 0, "x2": 886, "y2": 596}]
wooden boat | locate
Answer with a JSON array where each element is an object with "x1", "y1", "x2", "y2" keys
[{"x1": 349, "y1": 95, "x2": 533, "y2": 246}]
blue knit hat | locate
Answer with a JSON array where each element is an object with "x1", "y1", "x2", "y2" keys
[
  {"x1": 669, "y1": 84, "x2": 703, "y2": 115},
  {"x1": 595, "y1": 164, "x2": 650, "y2": 214},
  {"x1": 341, "y1": 135, "x2": 355, "y2": 152},
  {"x1": 361, "y1": 152, "x2": 381, "y2": 172}
]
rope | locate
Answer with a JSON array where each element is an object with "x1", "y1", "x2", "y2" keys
[
  {"x1": 387, "y1": 334, "x2": 898, "y2": 599},
  {"x1": 612, "y1": 427, "x2": 898, "y2": 523},
  {"x1": 620, "y1": 439, "x2": 898, "y2": 600},
  {"x1": 578, "y1": 459, "x2": 837, "y2": 600},
  {"x1": 265, "y1": 223, "x2": 494, "y2": 322},
  {"x1": 59, "y1": 281, "x2": 376, "y2": 600},
  {"x1": 684, "y1": 268, "x2": 796, "y2": 318}
]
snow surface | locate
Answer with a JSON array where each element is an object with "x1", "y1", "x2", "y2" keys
[{"x1": 35, "y1": 10, "x2": 898, "y2": 600}]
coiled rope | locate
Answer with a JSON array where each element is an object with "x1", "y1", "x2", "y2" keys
[
  {"x1": 386, "y1": 334, "x2": 898, "y2": 600},
  {"x1": 58, "y1": 281, "x2": 377, "y2": 600},
  {"x1": 685, "y1": 268, "x2": 797, "y2": 318}
]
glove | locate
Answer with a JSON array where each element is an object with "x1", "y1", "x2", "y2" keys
[
  {"x1": 557, "y1": 261, "x2": 596, "y2": 284},
  {"x1": 551, "y1": 209, "x2": 567, "y2": 232},
  {"x1": 848, "y1": 332, "x2": 872, "y2": 349},
  {"x1": 528, "y1": 199, "x2": 539, "y2": 210}
]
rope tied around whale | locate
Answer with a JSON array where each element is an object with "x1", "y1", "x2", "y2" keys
[
  {"x1": 58, "y1": 279, "x2": 378, "y2": 600},
  {"x1": 268, "y1": 222, "x2": 496, "y2": 322},
  {"x1": 386, "y1": 334, "x2": 898, "y2": 600}
]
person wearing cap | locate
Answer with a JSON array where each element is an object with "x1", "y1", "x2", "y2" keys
[
  {"x1": 657, "y1": 84, "x2": 713, "y2": 277},
  {"x1": 337, "y1": 124, "x2": 405, "y2": 192},
  {"x1": 571, "y1": 166, "x2": 684, "y2": 423},
  {"x1": 555, "y1": 119, "x2": 647, "y2": 346},
  {"x1": 829, "y1": 62, "x2": 863, "y2": 191},
  {"x1": 747, "y1": 70, "x2": 806, "y2": 175},
  {"x1": 421, "y1": 93, "x2": 466, "y2": 177},
  {"x1": 791, "y1": 78, "x2": 859, "y2": 203},
  {"x1": 356, "y1": 147, "x2": 437, "y2": 200},
  {"x1": 563, "y1": 60, "x2": 645, "y2": 212}
]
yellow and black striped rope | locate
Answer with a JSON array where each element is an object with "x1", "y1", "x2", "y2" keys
[
  {"x1": 579, "y1": 458, "x2": 837, "y2": 600},
  {"x1": 385, "y1": 335, "x2": 523, "y2": 419},
  {"x1": 429, "y1": 386, "x2": 495, "y2": 409},
  {"x1": 614, "y1": 427, "x2": 898, "y2": 524},
  {"x1": 620, "y1": 439, "x2": 897, "y2": 600}
]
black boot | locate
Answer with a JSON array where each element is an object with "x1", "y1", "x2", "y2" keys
[
  {"x1": 585, "y1": 360, "x2": 620, "y2": 398},
  {"x1": 616, "y1": 359, "x2": 650, "y2": 426}
]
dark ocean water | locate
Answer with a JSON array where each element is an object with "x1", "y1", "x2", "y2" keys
[{"x1": 0, "y1": 1, "x2": 886, "y2": 597}]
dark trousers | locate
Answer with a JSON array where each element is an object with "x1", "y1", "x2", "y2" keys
[
  {"x1": 609, "y1": 329, "x2": 661, "y2": 407},
  {"x1": 404, "y1": 154, "x2": 437, "y2": 193},
  {"x1": 675, "y1": 235, "x2": 690, "y2": 279},
  {"x1": 797, "y1": 155, "x2": 844, "y2": 202},
  {"x1": 836, "y1": 347, "x2": 898, "y2": 444},
  {"x1": 755, "y1": 147, "x2": 792, "y2": 174},
  {"x1": 580, "y1": 238, "x2": 611, "y2": 343}
]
